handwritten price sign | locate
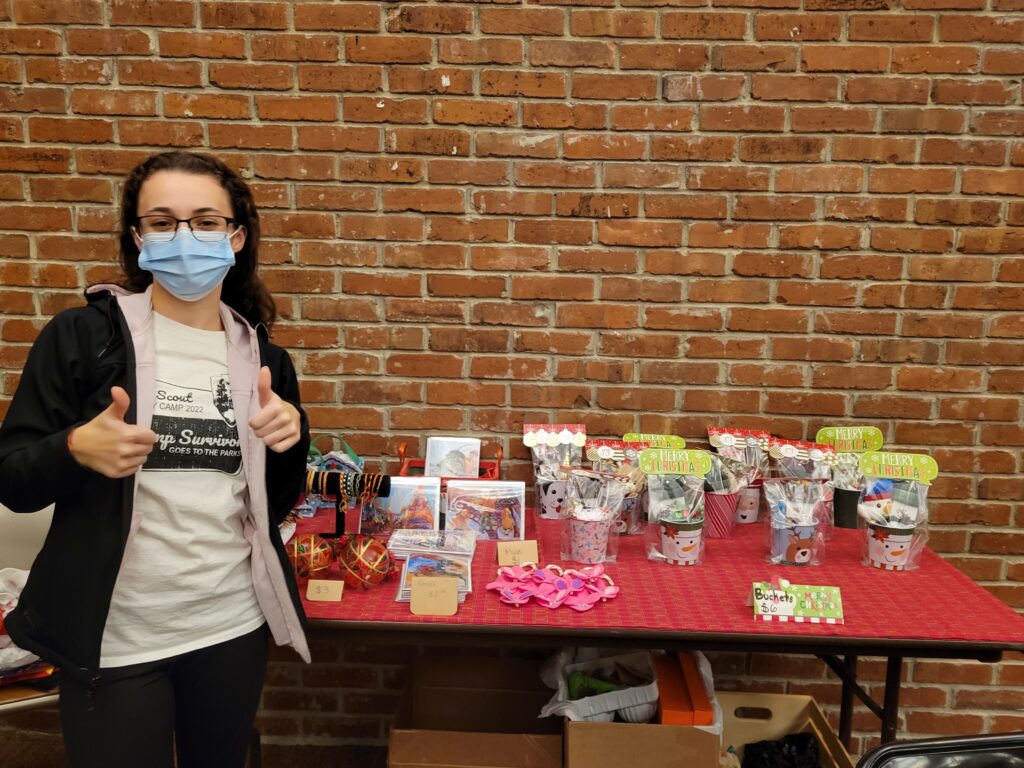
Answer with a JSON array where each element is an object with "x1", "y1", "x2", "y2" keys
[
  {"x1": 306, "y1": 579, "x2": 344, "y2": 602},
  {"x1": 752, "y1": 581, "x2": 843, "y2": 624},
  {"x1": 497, "y1": 540, "x2": 539, "y2": 567},
  {"x1": 410, "y1": 576, "x2": 459, "y2": 616}
]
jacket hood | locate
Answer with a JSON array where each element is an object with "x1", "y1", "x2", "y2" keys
[
  {"x1": 85, "y1": 283, "x2": 134, "y2": 300},
  {"x1": 84, "y1": 284, "x2": 268, "y2": 342}
]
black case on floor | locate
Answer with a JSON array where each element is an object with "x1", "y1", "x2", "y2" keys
[{"x1": 857, "y1": 732, "x2": 1024, "y2": 768}]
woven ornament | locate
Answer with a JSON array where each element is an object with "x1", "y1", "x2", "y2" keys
[
  {"x1": 288, "y1": 533, "x2": 334, "y2": 582},
  {"x1": 334, "y1": 534, "x2": 393, "y2": 590}
]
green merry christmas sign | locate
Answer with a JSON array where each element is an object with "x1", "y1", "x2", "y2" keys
[
  {"x1": 623, "y1": 433, "x2": 686, "y2": 448},
  {"x1": 639, "y1": 448, "x2": 712, "y2": 477},
  {"x1": 752, "y1": 581, "x2": 844, "y2": 624},
  {"x1": 859, "y1": 451, "x2": 939, "y2": 485},
  {"x1": 815, "y1": 426, "x2": 884, "y2": 454}
]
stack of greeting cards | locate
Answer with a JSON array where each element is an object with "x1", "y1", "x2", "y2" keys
[
  {"x1": 391, "y1": 530, "x2": 476, "y2": 604},
  {"x1": 387, "y1": 529, "x2": 477, "y2": 561},
  {"x1": 444, "y1": 480, "x2": 527, "y2": 541},
  {"x1": 359, "y1": 476, "x2": 441, "y2": 538}
]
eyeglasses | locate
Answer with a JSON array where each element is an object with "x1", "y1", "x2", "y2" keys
[{"x1": 133, "y1": 215, "x2": 238, "y2": 242}]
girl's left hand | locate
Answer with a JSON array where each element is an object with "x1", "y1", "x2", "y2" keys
[{"x1": 250, "y1": 366, "x2": 302, "y2": 453}]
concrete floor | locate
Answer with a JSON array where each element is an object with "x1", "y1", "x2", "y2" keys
[
  {"x1": 0, "y1": 684, "x2": 387, "y2": 767},
  {"x1": 0, "y1": 728, "x2": 387, "y2": 767},
  {"x1": 0, "y1": 732, "x2": 59, "y2": 768}
]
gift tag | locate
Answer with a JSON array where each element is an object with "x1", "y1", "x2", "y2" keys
[
  {"x1": 752, "y1": 581, "x2": 843, "y2": 624},
  {"x1": 410, "y1": 576, "x2": 459, "y2": 616},
  {"x1": 497, "y1": 540, "x2": 539, "y2": 567},
  {"x1": 306, "y1": 579, "x2": 344, "y2": 602}
]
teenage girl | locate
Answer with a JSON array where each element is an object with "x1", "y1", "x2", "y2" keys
[{"x1": 0, "y1": 151, "x2": 311, "y2": 768}]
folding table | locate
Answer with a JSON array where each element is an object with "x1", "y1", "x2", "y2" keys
[{"x1": 298, "y1": 513, "x2": 1024, "y2": 748}]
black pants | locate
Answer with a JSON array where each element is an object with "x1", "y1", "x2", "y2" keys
[{"x1": 59, "y1": 624, "x2": 268, "y2": 768}]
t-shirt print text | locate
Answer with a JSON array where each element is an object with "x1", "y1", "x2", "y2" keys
[{"x1": 147, "y1": 375, "x2": 242, "y2": 474}]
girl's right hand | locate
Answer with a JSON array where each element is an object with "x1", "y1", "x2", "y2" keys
[{"x1": 68, "y1": 387, "x2": 158, "y2": 478}]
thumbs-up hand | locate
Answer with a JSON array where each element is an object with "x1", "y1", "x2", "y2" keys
[
  {"x1": 68, "y1": 386, "x2": 159, "y2": 478},
  {"x1": 249, "y1": 366, "x2": 301, "y2": 453}
]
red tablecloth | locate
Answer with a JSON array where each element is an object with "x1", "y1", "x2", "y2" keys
[{"x1": 295, "y1": 511, "x2": 1024, "y2": 647}]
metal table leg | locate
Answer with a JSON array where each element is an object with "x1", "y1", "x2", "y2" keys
[
  {"x1": 881, "y1": 657, "x2": 903, "y2": 743},
  {"x1": 822, "y1": 653, "x2": 887, "y2": 749},
  {"x1": 839, "y1": 655, "x2": 857, "y2": 750}
]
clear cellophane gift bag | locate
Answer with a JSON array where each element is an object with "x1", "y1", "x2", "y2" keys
[
  {"x1": 644, "y1": 473, "x2": 706, "y2": 566},
  {"x1": 586, "y1": 439, "x2": 649, "y2": 535},
  {"x1": 763, "y1": 477, "x2": 832, "y2": 566},
  {"x1": 857, "y1": 454, "x2": 934, "y2": 572},
  {"x1": 768, "y1": 438, "x2": 835, "y2": 481},
  {"x1": 831, "y1": 453, "x2": 862, "y2": 529},
  {"x1": 702, "y1": 454, "x2": 755, "y2": 539},
  {"x1": 707, "y1": 427, "x2": 770, "y2": 524},
  {"x1": 768, "y1": 438, "x2": 837, "y2": 542},
  {"x1": 559, "y1": 468, "x2": 630, "y2": 564},
  {"x1": 814, "y1": 426, "x2": 886, "y2": 530},
  {"x1": 524, "y1": 424, "x2": 586, "y2": 519}
]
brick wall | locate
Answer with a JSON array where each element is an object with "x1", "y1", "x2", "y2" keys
[{"x1": 0, "y1": 0, "x2": 1022, "y2": 759}]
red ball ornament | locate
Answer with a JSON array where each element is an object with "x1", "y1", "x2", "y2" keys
[
  {"x1": 334, "y1": 534, "x2": 393, "y2": 590},
  {"x1": 288, "y1": 533, "x2": 334, "y2": 583}
]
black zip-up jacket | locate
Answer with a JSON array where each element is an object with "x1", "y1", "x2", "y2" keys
[{"x1": 0, "y1": 288, "x2": 310, "y2": 684}]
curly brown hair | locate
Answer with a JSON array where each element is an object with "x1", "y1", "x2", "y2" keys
[{"x1": 117, "y1": 151, "x2": 276, "y2": 329}]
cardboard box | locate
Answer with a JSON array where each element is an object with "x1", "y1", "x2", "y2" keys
[
  {"x1": 388, "y1": 655, "x2": 562, "y2": 768},
  {"x1": 566, "y1": 691, "x2": 854, "y2": 768},
  {"x1": 566, "y1": 719, "x2": 720, "y2": 767},
  {"x1": 719, "y1": 691, "x2": 854, "y2": 768}
]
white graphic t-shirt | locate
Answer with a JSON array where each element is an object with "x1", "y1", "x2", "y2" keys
[{"x1": 100, "y1": 312, "x2": 265, "y2": 667}]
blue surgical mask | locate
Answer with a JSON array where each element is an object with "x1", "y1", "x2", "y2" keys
[{"x1": 138, "y1": 230, "x2": 237, "y2": 302}]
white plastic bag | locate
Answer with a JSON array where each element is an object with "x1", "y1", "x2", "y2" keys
[
  {"x1": 540, "y1": 650, "x2": 659, "y2": 723},
  {"x1": 0, "y1": 568, "x2": 39, "y2": 672},
  {"x1": 539, "y1": 648, "x2": 724, "y2": 739}
]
